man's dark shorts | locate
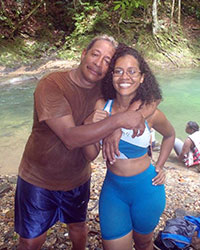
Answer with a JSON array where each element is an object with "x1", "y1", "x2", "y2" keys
[{"x1": 15, "y1": 176, "x2": 90, "y2": 239}]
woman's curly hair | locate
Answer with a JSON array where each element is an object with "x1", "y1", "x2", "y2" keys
[{"x1": 101, "y1": 43, "x2": 162, "y2": 107}]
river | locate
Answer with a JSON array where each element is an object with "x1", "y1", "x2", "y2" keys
[{"x1": 0, "y1": 68, "x2": 199, "y2": 174}]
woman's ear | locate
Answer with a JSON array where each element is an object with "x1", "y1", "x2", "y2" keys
[{"x1": 140, "y1": 73, "x2": 145, "y2": 83}]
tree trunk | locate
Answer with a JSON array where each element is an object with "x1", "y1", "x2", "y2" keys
[
  {"x1": 171, "y1": 0, "x2": 175, "y2": 26},
  {"x1": 178, "y1": 0, "x2": 181, "y2": 26},
  {"x1": 152, "y1": 0, "x2": 159, "y2": 35}
]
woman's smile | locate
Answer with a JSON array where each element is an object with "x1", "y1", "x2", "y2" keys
[{"x1": 118, "y1": 82, "x2": 132, "y2": 88}]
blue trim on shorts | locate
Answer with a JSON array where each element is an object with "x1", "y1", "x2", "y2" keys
[{"x1": 15, "y1": 176, "x2": 90, "y2": 239}]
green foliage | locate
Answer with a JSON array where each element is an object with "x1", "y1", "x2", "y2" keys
[
  {"x1": 113, "y1": 0, "x2": 149, "y2": 20},
  {"x1": 61, "y1": 1, "x2": 111, "y2": 55},
  {"x1": 0, "y1": 0, "x2": 199, "y2": 68},
  {"x1": 0, "y1": 37, "x2": 56, "y2": 67},
  {"x1": 182, "y1": 0, "x2": 200, "y2": 20}
]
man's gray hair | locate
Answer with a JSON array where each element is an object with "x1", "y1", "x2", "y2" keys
[{"x1": 86, "y1": 34, "x2": 118, "y2": 52}]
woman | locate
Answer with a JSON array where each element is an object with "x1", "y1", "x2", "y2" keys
[
  {"x1": 174, "y1": 121, "x2": 200, "y2": 167},
  {"x1": 83, "y1": 44, "x2": 175, "y2": 250}
]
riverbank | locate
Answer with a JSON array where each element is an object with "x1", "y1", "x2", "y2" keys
[
  {"x1": 1, "y1": 151, "x2": 200, "y2": 249},
  {"x1": 0, "y1": 59, "x2": 78, "y2": 85},
  {"x1": 0, "y1": 57, "x2": 199, "y2": 86}
]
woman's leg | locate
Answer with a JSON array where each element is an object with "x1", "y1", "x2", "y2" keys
[
  {"x1": 132, "y1": 230, "x2": 154, "y2": 250},
  {"x1": 99, "y1": 171, "x2": 133, "y2": 246},
  {"x1": 130, "y1": 165, "x2": 165, "y2": 250},
  {"x1": 102, "y1": 231, "x2": 133, "y2": 250},
  {"x1": 174, "y1": 138, "x2": 184, "y2": 156}
]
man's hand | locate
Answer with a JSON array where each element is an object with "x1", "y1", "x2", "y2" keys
[
  {"x1": 129, "y1": 100, "x2": 160, "y2": 120},
  {"x1": 121, "y1": 110, "x2": 145, "y2": 138},
  {"x1": 84, "y1": 109, "x2": 109, "y2": 125},
  {"x1": 102, "y1": 129, "x2": 122, "y2": 164},
  {"x1": 103, "y1": 110, "x2": 145, "y2": 163}
]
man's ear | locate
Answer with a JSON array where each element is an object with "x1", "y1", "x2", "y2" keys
[{"x1": 81, "y1": 49, "x2": 87, "y2": 61}]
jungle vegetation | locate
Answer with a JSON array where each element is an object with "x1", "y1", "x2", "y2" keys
[{"x1": 0, "y1": 0, "x2": 200, "y2": 68}]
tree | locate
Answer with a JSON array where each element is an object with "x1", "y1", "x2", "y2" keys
[
  {"x1": 171, "y1": 0, "x2": 175, "y2": 26},
  {"x1": 152, "y1": 0, "x2": 159, "y2": 35},
  {"x1": 178, "y1": 0, "x2": 181, "y2": 26}
]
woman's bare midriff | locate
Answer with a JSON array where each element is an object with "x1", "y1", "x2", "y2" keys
[{"x1": 107, "y1": 154, "x2": 151, "y2": 177}]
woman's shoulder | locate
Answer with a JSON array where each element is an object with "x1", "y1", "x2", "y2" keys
[
  {"x1": 147, "y1": 109, "x2": 167, "y2": 127},
  {"x1": 95, "y1": 98, "x2": 107, "y2": 109}
]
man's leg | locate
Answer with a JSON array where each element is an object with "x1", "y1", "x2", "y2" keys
[
  {"x1": 15, "y1": 177, "x2": 58, "y2": 249},
  {"x1": 61, "y1": 179, "x2": 90, "y2": 250},
  {"x1": 17, "y1": 232, "x2": 47, "y2": 250},
  {"x1": 68, "y1": 222, "x2": 88, "y2": 250}
]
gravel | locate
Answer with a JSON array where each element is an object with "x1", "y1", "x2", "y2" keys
[{"x1": 0, "y1": 151, "x2": 200, "y2": 249}]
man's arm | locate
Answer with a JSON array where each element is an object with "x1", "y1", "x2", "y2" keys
[
  {"x1": 82, "y1": 109, "x2": 109, "y2": 161},
  {"x1": 45, "y1": 110, "x2": 145, "y2": 150}
]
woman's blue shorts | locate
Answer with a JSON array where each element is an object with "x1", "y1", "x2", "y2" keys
[
  {"x1": 15, "y1": 176, "x2": 90, "y2": 239},
  {"x1": 99, "y1": 164, "x2": 165, "y2": 240}
]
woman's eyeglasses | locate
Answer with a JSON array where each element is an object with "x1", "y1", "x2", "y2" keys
[{"x1": 113, "y1": 68, "x2": 141, "y2": 77}]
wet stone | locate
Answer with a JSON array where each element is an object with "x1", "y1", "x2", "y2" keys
[{"x1": 0, "y1": 183, "x2": 12, "y2": 197}]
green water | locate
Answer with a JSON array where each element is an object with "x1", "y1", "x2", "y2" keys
[
  {"x1": 0, "y1": 69, "x2": 199, "y2": 174},
  {"x1": 0, "y1": 81, "x2": 37, "y2": 174},
  {"x1": 156, "y1": 68, "x2": 200, "y2": 142}
]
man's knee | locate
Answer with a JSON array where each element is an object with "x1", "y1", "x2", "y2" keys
[
  {"x1": 68, "y1": 222, "x2": 88, "y2": 250},
  {"x1": 17, "y1": 233, "x2": 46, "y2": 250},
  {"x1": 68, "y1": 222, "x2": 88, "y2": 237}
]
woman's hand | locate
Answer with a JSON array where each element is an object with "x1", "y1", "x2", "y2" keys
[
  {"x1": 84, "y1": 109, "x2": 109, "y2": 125},
  {"x1": 152, "y1": 166, "x2": 165, "y2": 185},
  {"x1": 102, "y1": 129, "x2": 122, "y2": 164}
]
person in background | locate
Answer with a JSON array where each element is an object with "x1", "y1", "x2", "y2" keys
[
  {"x1": 151, "y1": 128, "x2": 156, "y2": 149},
  {"x1": 174, "y1": 121, "x2": 200, "y2": 167},
  {"x1": 14, "y1": 35, "x2": 146, "y2": 250},
  {"x1": 83, "y1": 44, "x2": 175, "y2": 250},
  {"x1": 148, "y1": 128, "x2": 156, "y2": 158}
]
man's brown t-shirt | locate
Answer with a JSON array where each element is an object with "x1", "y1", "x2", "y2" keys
[{"x1": 19, "y1": 70, "x2": 101, "y2": 191}]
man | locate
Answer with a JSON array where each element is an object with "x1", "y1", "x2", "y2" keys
[
  {"x1": 15, "y1": 35, "x2": 145, "y2": 250},
  {"x1": 174, "y1": 121, "x2": 200, "y2": 167}
]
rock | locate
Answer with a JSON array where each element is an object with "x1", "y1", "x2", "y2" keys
[
  {"x1": 8, "y1": 176, "x2": 17, "y2": 184},
  {"x1": 0, "y1": 183, "x2": 12, "y2": 197}
]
